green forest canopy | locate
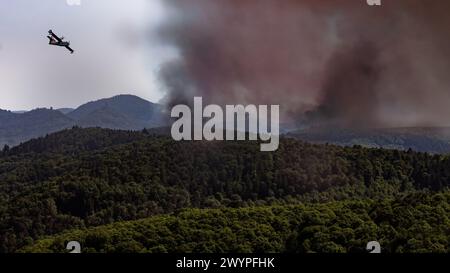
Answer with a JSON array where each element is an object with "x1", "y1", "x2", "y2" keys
[
  {"x1": 1, "y1": 127, "x2": 450, "y2": 252},
  {"x1": 21, "y1": 192, "x2": 450, "y2": 253}
]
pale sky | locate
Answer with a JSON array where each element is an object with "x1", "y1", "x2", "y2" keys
[{"x1": 0, "y1": 0, "x2": 176, "y2": 110}]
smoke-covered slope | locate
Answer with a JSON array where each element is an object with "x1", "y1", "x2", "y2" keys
[{"x1": 288, "y1": 127, "x2": 450, "y2": 154}]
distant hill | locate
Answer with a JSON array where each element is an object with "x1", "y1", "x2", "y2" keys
[
  {"x1": 0, "y1": 108, "x2": 74, "y2": 147},
  {"x1": 56, "y1": 108, "x2": 74, "y2": 115},
  {"x1": 0, "y1": 109, "x2": 17, "y2": 119},
  {"x1": 0, "y1": 95, "x2": 169, "y2": 147},
  {"x1": 4, "y1": 95, "x2": 450, "y2": 154},
  {"x1": 68, "y1": 95, "x2": 167, "y2": 130},
  {"x1": 74, "y1": 106, "x2": 140, "y2": 130},
  {"x1": 288, "y1": 127, "x2": 450, "y2": 154}
]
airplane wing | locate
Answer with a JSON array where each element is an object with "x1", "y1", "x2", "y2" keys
[
  {"x1": 50, "y1": 32, "x2": 63, "y2": 43},
  {"x1": 65, "y1": 45, "x2": 74, "y2": 54}
]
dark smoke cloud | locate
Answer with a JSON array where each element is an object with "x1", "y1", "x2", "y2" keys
[
  {"x1": 306, "y1": 41, "x2": 382, "y2": 127},
  {"x1": 157, "y1": 0, "x2": 450, "y2": 127}
]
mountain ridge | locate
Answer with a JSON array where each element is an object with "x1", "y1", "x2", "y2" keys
[
  {"x1": 3, "y1": 95, "x2": 450, "y2": 154},
  {"x1": 0, "y1": 95, "x2": 168, "y2": 147},
  {"x1": 288, "y1": 126, "x2": 450, "y2": 154}
]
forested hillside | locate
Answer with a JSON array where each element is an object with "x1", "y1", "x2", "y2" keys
[
  {"x1": 22, "y1": 192, "x2": 450, "y2": 253},
  {"x1": 1, "y1": 127, "x2": 450, "y2": 252}
]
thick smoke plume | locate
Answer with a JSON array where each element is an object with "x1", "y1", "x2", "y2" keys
[{"x1": 157, "y1": 0, "x2": 450, "y2": 127}]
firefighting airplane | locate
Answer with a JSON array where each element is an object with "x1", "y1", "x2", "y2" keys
[{"x1": 47, "y1": 30, "x2": 74, "y2": 54}]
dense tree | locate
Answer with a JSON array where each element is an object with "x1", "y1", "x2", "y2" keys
[
  {"x1": 20, "y1": 192, "x2": 450, "y2": 253},
  {"x1": 1, "y1": 127, "x2": 450, "y2": 252}
]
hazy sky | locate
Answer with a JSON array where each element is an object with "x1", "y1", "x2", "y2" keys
[{"x1": 0, "y1": 0, "x2": 175, "y2": 110}]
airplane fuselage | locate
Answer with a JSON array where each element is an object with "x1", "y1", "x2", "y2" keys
[
  {"x1": 48, "y1": 36, "x2": 70, "y2": 47},
  {"x1": 53, "y1": 41, "x2": 70, "y2": 47},
  {"x1": 47, "y1": 30, "x2": 74, "y2": 54}
]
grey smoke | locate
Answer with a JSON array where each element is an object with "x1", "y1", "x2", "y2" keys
[{"x1": 156, "y1": 0, "x2": 450, "y2": 127}]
